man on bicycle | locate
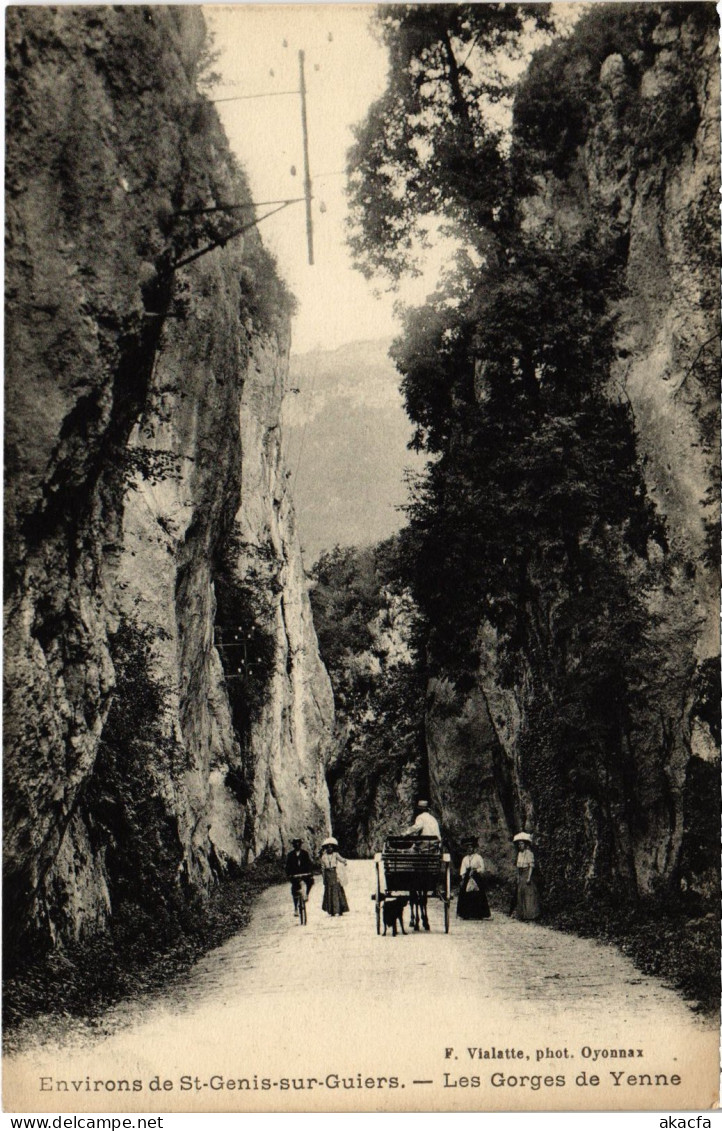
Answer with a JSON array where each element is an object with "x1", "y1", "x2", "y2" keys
[{"x1": 285, "y1": 837, "x2": 314, "y2": 915}]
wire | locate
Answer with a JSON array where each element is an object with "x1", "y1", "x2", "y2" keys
[
  {"x1": 175, "y1": 197, "x2": 305, "y2": 217},
  {"x1": 173, "y1": 200, "x2": 299, "y2": 270},
  {"x1": 210, "y1": 90, "x2": 299, "y2": 103}
]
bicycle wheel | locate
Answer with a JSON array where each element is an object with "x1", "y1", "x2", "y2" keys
[{"x1": 299, "y1": 893, "x2": 307, "y2": 925}]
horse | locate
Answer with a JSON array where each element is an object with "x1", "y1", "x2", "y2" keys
[{"x1": 409, "y1": 889, "x2": 430, "y2": 931}]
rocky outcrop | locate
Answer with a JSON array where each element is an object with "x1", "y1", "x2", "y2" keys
[
  {"x1": 4, "y1": 6, "x2": 332, "y2": 964},
  {"x1": 517, "y1": 5, "x2": 718, "y2": 628},
  {"x1": 234, "y1": 340, "x2": 333, "y2": 853},
  {"x1": 426, "y1": 676, "x2": 517, "y2": 883}
]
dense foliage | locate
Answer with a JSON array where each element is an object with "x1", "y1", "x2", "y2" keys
[
  {"x1": 347, "y1": 3, "x2": 554, "y2": 280},
  {"x1": 395, "y1": 222, "x2": 676, "y2": 902},
  {"x1": 347, "y1": 4, "x2": 715, "y2": 283}
]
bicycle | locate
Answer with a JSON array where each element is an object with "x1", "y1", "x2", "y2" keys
[{"x1": 290, "y1": 872, "x2": 313, "y2": 925}]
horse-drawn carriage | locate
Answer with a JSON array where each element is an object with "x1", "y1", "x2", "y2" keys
[{"x1": 373, "y1": 836, "x2": 452, "y2": 933}]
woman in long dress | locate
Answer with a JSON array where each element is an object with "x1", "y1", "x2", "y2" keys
[
  {"x1": 456, "y1": 836, "x2": 491, "y2": 919},
  {"x1": 513, "y1": 832, "x2": 541, "y2": 921},
  {"x1": 320, "y1": 837, "x2": 349, "y2": 916}
]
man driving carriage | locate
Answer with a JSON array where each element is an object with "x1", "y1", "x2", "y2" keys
[
  {"x1": 400, "y1": 800, "x2": 442, "y2": 930},
  {"x1": 402, "y1": 799, "x2": 441, "y2": 840}
]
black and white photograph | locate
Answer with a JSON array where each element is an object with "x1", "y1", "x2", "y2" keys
[{"x1": 3, "y1": 1, "x2": 720, "y2": 1115}]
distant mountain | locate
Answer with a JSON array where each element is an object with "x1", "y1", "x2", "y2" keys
[{"x1": 283, "y1": 338, "x2": 424, "y2": 565}]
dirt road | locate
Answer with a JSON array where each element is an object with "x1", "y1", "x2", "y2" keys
[{"x1": 4, "y1": 861, "x2": 717, "y2": 1113}]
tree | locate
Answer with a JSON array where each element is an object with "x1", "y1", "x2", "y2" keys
[{"x1": 346, "y1": 3, "x2": 554, "y2": 280}]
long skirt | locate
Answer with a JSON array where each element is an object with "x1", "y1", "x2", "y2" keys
[
  {"x1": 457, "y1": 879, "x2": 491, "y2": 920},
  {"x1": 515, "y1": 875, "x2": 541, "y2": 920},
  {"x1": 322, "y1": 869, "x2": 349, "y2": 915}
]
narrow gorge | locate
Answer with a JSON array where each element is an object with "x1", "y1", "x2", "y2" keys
[{"x1": 4, "y1": 1, "x2": 719, "y2": 1022}]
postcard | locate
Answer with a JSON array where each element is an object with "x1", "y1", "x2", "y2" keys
[{"x1": 4, "y1": 2, "x2": 720, "y2": 1115}]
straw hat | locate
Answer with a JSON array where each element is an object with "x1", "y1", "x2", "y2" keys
[
  {"x1": 320, "y1": 836, "x2": 338, "y2": 848},
  {"x1": 513, "y1": 832, "x2": 533, "y2": 843}
]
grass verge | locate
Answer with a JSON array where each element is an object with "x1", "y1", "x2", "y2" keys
[
  {"x1": 485, "y1": 881, "x2": 719, "y2": 1014},
  {"x1": 545, "y1": 899, "x2": 719, "y2": 1014},
  {"x1": 3, "y1": 851, "x2": 287, "y2": 1050}
]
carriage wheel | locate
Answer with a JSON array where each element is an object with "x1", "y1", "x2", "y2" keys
[{"x1": 375, "y1": 863, "x2": 382, "y2": 935}]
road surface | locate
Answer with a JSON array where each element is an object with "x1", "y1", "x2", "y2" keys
[{"x1": 4, "y1": 861, "x2": 717, "y2": 1112}]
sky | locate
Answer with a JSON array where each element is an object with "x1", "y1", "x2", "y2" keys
[
  {"x1": 206, "y1": 4, "x2": 465, "y2": 354},
  {"x1": 206, "y1": 4, "x2": 584, "y2": 356}
]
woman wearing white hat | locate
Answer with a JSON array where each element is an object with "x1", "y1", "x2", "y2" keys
[
  {"x1": 512, "y1": 832, "x2": 540, "y2": 921},
  {"x1": 320, "y1": 837, "x2": 349, "y2": 916}
]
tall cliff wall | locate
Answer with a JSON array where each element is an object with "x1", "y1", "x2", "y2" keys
[
  {"x1": 423, "y1": 4, "x2": 719, "y2": 902},
  {"x1": 4, "y1": 6, "x2": 332, "y2": 966}
]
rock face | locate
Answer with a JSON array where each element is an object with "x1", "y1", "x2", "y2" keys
[
  {"x1": 425, "y1": 5, "x2": 719, "y2": 903},
  {"x1": 235, "y1": 340, "x2": 334, "y2": 853},
  {"x1": 4, "y1": 6, "x2": 332, "y2": 964},
  {"x1": 515, "y1": 3, "x2": 719, "y2": 905},
  {"x1": 426, "y1": 675, "x2": 517, "y2": 884}
]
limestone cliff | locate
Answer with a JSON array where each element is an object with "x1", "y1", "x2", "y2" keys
[{"x1": 4, "y1": 6, "x2": 332, "y2": 965}]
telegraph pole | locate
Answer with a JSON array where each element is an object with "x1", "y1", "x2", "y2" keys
[
  {"x1": 298, "y1": 50, "x2": 314, "y2": 266},
  {"x1": 184, "y1": 51, "x2": 317, "y2": 268}
]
